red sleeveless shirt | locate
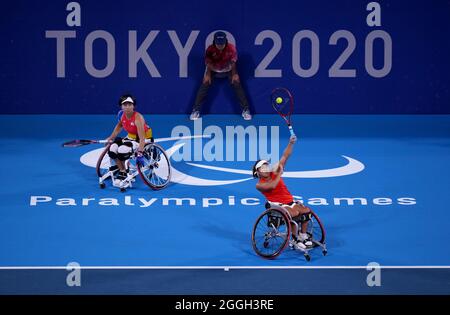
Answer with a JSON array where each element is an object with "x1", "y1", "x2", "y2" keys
[
  {"x1": 120, "y1": 111, "x2": 150, "y2": 138},
  {"x1": 259, "y1": 172, "x2": 294, "y2": 204}
]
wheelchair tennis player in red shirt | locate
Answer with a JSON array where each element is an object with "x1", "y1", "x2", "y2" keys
[{"x1": 253, "y1": 135, "x2": 313, "y2": 249}]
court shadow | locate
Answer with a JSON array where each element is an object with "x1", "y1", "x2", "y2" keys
[{"x1": 197, "y1": 221, "x2": 250, "y2": 244}]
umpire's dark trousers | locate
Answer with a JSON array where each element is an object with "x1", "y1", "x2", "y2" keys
[{"x1": 193, "y1": 71, "x2": 250, "y2": 112}]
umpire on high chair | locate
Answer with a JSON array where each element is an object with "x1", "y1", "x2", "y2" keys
[{"x1": 190, "y1": 31, "x2": 252, "y2": 121}]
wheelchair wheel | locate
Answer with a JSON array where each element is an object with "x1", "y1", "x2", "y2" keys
[
  {"x1": 137, "y1": 143, "x2": 171, "y2": 190},
  {"x1": 96, "y1": 144, "x2": 113, "y2": 178},
  {"x1": 251, "y1": 208, "x2": 291, "y2": 259},
  {"x1": 306, "y1": 211, "x2": 326, "y2": 246}
]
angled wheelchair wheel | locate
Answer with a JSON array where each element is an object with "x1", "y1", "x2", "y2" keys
[
  {"x1": 252, "y1": 208, "x2": 291, "y2": 259},
  {"x1": 306, "y1": 211, "x2": 326, "y2": 246},
  {"x1": 96, "y1": 144, "x2": 113, "y2": 178},
  {"x1": 137, "y1": 143, "x2": 171, "y2": 190}
]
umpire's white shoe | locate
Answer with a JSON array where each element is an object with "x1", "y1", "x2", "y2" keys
[
  {"x1": 190, "y1": 110, "x2": 200, "y2": 120},
  {"x1": 242, "y1": 109, "x2": 252, "y2": 120}
]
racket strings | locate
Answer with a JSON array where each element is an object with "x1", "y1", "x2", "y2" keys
[{"x1": 272, "y1": 94, "x2": 290, "y2": 116}]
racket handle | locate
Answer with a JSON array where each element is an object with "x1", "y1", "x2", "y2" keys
[{"x1": 288, "y1": 125, "x2": 296, "y2": 137}]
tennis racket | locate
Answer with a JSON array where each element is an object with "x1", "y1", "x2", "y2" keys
[
  {"x1": 271, "y1": 87, "x2": 295, "y2": 137},
  {"x1": 62, "y1": 139, "x2": 110, "y2": 147}
]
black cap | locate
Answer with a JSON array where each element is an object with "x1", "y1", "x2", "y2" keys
[{"x1": 213, "y1": 31, "x2": 227, "y2": 45}]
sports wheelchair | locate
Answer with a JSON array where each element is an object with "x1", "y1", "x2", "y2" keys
[
  {"x1": 251, "y1": 201, "x2": 327, "y2": 261},
  {"x1": 96, "y1": 138, "x2": 171, "y2": 192}
]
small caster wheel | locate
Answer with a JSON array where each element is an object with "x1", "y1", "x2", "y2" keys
[
  {"x1": 304, "y1": 254, "x2": 311, "y2": 262},
  {"x1": 263, "y1": 241, "x2": 269, "y2": 248},
  {"x1": 120, "y1": 188, "x2": 126, "y2": 192},
  {"x1": 322, "y1": 250, "x2": 328, "y2": 256},
  {"x1": 99, "y1": 183, "x2": 106, "y2": 189}
]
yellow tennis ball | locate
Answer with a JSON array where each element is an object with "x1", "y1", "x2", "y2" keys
[{"x1": 276, "y1": 97, "x2": 283, "y2": 104}]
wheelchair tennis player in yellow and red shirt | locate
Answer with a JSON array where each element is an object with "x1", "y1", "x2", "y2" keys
[{"x1": 105, "y1": 94, "x2": 153, "y2": 182}]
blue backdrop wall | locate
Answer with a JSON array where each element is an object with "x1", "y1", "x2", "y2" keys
[{"x1": 1, "y1": 0, "x2": 449, "y2": 114}]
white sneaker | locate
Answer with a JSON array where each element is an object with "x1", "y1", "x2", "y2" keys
[
  {"x1": 299, "y1": 233, "x2": 313, "y2": 247},
  {"x1": 294, "y1": 239, "x2": 307, "y2": 250},
  {"x1": 190, "y1": 110, "x2": 200, "y2": 120},
  {"x1": 242, "y1": 109, "x2": 252, "y2": 120}
]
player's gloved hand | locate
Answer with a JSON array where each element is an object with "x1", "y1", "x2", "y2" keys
[
  {"x1": 289, "y1": 135, "x2": 297, "y2": 144},
  {"x1": 136, "y1": 150, "x2": 146, "y2": 165}
]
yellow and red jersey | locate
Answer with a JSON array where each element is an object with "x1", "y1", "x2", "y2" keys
[{"x1": 120, "y1": 111, "x2": 152, "y2": 140}]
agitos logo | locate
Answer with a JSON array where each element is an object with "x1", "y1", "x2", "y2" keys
[{"x1": 80, "y1": 133, "x2": 365, "y2": 187}]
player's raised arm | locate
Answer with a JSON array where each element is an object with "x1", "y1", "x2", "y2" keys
[{"x1": 278, "y1": 135, "x2": 297, "y2": 168}]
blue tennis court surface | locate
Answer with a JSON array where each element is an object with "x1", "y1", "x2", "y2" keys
[
  {"x1": 1, "y1": 114, "x2": 449, "y2": 266},
  {"x1": 0, "y1": 114, "x2": 449, "y2": 293}
]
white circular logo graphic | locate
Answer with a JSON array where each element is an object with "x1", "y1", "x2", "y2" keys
[{"x1": 80, "y1": 135, "x2": 365, "y2": 186}]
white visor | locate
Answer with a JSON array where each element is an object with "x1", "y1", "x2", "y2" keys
[
  {"x1": 121, "y1": 97, "x2": 134, "y2": 104},
  {"x1": 255, "y1": 160, "x2": 269, "y2": 170}
]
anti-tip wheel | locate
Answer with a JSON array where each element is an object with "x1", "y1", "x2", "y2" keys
[
  {"x1": 304, "y1": 254, "x2": 311, "y2": 262},
  {"x1": 322, "y1": 250, "x2": 328, "y2": 256},
  {"x1": 99, "y1": 183, "x2": 106, "y2": 189}
]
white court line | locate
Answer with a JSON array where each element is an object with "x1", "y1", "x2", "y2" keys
[
  {"x1": 0, "y1": 266, "x2": 449, "y2": 270},
  {"x1": 155, "y1": 135, "x2": 211, "y2": 143}
]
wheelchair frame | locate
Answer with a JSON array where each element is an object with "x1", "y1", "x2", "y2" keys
[
  {"x1": 96, "y1": 139, "x2": 171, "y2": 192},
  {"x1": 251, "y1": 201, "x2": 327, "y2": 261}
]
